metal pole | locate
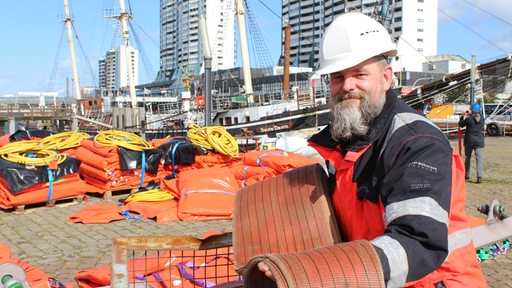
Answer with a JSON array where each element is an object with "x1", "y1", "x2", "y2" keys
[
  {"x1": 63, "y1": 0, "x2": 81, "y2": 101},
  {"x1": 119, "y1": 0, "x2": 137, "y2": 109},
  {"x1": 235, "y1": 0, "x2": 253, "y2": 102},
  {"x1": 205, "y1": 57, "x2": 212, "y2": 126},
  {"x1": 470, "y1": 55, "x2": 476, "y2": 105}
]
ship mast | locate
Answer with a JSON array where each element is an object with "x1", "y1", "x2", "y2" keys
[
  {"x1": 119, "y1": 0, "x2": 137, "y2": 109},
  {"x1": 63, "y1": 0, "x2": 81, "y2": 101},
  {"x1": 235, "y1": 0, "x2": 253, "y2": 103}
]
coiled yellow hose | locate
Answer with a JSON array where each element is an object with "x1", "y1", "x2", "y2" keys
[
  {"x1": 187, "y1": 124, "x2": 239, "y2": 157},
  {"x1": 94, "y1": 130, "x2": 153, "y2": 151},
  {"x1": 123, "y1": 189, "x2": 174, "y2": 202},
  {"x1": 0, "y1": 140, "x2": 66, "y2": 166},
  {"x1": 39, "y1": 131, "x2": 90, "y2": 150}
]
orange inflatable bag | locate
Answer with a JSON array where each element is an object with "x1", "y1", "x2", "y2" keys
[
  {"x1": 229, "y1": 163, "x2": 276, "y2": 187},
  {"x1": 177, "y1": 167, "x2": 239, "y2": 220},
  {"x1": 243, "y1": 149, "x2": 319, "y2": 173}
]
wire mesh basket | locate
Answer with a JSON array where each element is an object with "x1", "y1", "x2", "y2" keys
[{"x1": 111, "y1": 233, "x2": 242, "y2": 287}]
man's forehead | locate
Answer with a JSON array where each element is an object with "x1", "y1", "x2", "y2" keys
[
  {"x1": 330, "y1": 62, "x2": 370, "y2": 76},
  {"x1": 330, "y1": 57, "x2": 384, "y2": 76}
]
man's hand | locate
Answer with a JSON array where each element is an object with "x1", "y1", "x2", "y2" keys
[{"x1": 258, "y1": 262, "x2": 276, "y2": 281}]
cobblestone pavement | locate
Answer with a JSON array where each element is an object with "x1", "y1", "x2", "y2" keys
[{"x1": 0, "y1": 136, "x2": 511, "y2": 287}]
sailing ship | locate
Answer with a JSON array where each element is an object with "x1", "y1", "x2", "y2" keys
[{"x1": 70, "y1": 0, "x2": 333, "y2": 141}]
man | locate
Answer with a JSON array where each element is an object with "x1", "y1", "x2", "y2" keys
[
  {"x1": 258, "y1": 12, "x2": 486, "y2": 287},
  {"x1": 459, "y1": 102, "x2": 485, "y2": 183}
]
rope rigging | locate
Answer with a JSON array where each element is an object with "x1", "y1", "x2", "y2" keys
[
  {"x1": 46, "y1": 26, "x2": 67, "y2": 93},
  {"x1": 129, "y1": 21, "x2": 157, "y2": 83},
  {"x1": 71, "y1": 24, "x2": 98, "y2": 87}
]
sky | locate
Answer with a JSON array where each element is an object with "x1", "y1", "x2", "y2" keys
[{"x1": 1, "y1": 0, "x2": 511, "y2": 95}]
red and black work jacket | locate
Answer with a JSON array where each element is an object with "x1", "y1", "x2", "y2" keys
[{"x1": 308, "y1": 91, "x2": 486, "y2": 288}]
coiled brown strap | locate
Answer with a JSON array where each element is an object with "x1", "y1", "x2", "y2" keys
[
  {"x1": 233, "y1": 164, "x2": 341, "y2": 275},
  {"x1": 244, "y1": 240, "x2": 385, "y2": 288}
]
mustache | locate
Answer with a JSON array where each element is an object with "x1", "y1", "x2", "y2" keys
[{"x1": 334, "y1": 91, "x2": 365, "y2": 102}]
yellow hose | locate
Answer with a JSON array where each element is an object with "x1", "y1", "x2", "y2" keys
[
  {"x1": 187, "y1": 124, "x2": 239, "y2": 157},
  {"x1": 124, "y1": 189, "x2": 174, "y2": 202},
  {"x1": 0, "y1": 140, "x2": 66, "y2": 166},
  {"x1": 94, "y1": 130, "x2": 153, "y2": 151},
  {"x1": 39, "y1": 131, "x2": 90, "y2": 150}
]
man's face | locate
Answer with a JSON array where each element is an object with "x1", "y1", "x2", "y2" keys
[{"x1": 328, "y1": 57, "x2": 393, "y2": 141}]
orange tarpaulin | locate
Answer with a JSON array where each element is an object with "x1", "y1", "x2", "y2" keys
[
  {"x1": 68, "y1": 204, "x2": 126, "y2": 224},
  {"x1": 0, "y1": 173, "x2": 95, "y2": 209},
  {"x1": 124, "y1": 199, "x2": 179, "y2": 223}
]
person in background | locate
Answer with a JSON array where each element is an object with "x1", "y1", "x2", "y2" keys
[
  {"x1": 258, "y1": 12, "x2": 486, "y2": 287},
  {"x1": 459, "y1": 102, "x2": 485, "y2": 183}
]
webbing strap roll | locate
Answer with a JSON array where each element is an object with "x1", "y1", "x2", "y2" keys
[
  {"x1": 233, "y1": 164, "x2": 341, "y2": 276},
  {"x1": 243, "y1": 240, "x2": 385, "y2": 288}
]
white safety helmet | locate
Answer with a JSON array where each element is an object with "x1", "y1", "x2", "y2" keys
[{"x1": 315, "y1": 12, "x2": 397, "y2": 75}]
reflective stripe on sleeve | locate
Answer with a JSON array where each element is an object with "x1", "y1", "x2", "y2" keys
[
  {"x1": 384, "y1": 197, "x2": 449, "y2": 227},
  {"x1": 372, "y1": 235, "x2": 408, "y2": 288},
  {"x1": 448, "y1": 228, "x2": 473, "y2": 255}
]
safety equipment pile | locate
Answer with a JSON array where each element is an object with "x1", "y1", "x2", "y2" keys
[
  {"x1": 74, "y1": 130, "x2": 163, "y2": 193},
  {"x1": 0, "y1": 130, "x2": 96, "y2": 209}
]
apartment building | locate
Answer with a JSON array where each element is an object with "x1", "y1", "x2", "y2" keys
[
  {"x1": 282, "y1": 0, "x2": 438, "y2": 72},
  {"x1": 98, "y1": 45, "x2": 139, "y2": 96},
  {"x1": 159, "y1": 0, "x2": 236, "y2": 81}
]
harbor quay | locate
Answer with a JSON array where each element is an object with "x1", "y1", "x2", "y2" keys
[{"x1": 0, "y1": 136, "x2": 512, "y2": 287}]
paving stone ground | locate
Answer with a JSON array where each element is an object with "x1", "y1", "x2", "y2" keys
[{"x1": 0, "y1": 135, "x2": 511, "y2": 287}]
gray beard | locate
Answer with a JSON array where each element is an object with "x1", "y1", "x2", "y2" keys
[{"x1": 330, "y1": 92, "x2": 385, "y2": 142}]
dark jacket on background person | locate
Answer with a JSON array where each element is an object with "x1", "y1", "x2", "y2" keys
[
  {"x1": 307, "y1": 90, "x2": 486, "y2": 287},
  {"x1": 459, "y1": 112, "x2": 485, "y2": 148}
]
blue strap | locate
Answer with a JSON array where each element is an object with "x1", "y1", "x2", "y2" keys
[
  {"x1": 134, "y1": 275, "x2": 157, "y2": 288},
  {"x1": 175, "y1": 255, "x2": 238, "y2": 287},
  {"x1": 121, "y1": 210, "x2": 143, "y2": 220},
  {"x1": 140, "y1": 150, "x2": 146, "y2": 188},
  {"x1": 171, "y1": 141, "x2": 183, "y2": 176},
  {"x1": 46, "y1": 167, "x2": 54, "y2": 203}
]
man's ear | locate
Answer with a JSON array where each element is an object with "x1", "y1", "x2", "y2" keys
[{"x1": 383, "y1": 65, "x2": 394, "y2": 91}]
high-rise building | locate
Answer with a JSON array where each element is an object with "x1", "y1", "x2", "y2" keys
[
  {"x1": 159, "y1": 0, "x2": 236, "y2": 81},
  {"x1": 98, "y1": 45, "x2": 139, "y2": 96},
  {"x1": 281, "y1": 0, "x2": 438, "y2": 73}
]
